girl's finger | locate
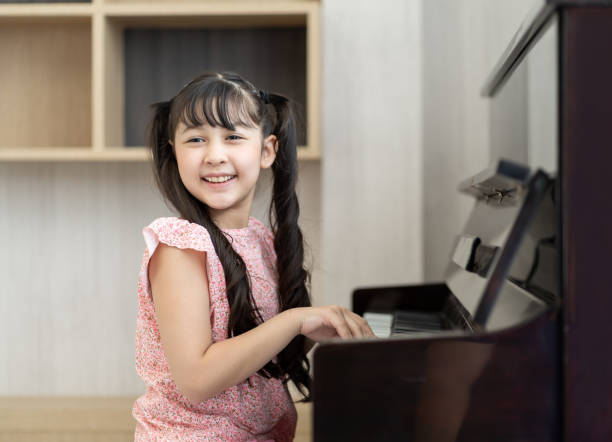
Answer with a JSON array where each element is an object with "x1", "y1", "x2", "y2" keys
[
  {"x1": 336, "y1": 308, "x2": 373, "y2": 339},
  {"x1": 328, "y1": 310, "x2": 352, "y2": 339},
  {"x1": 358, "y1": 316, "x2": 376, "y2": 337},
  {"x1": 342, "y1": 310, "x2": 364, "y2": 338},
  {"x1": 354, "y1": 312, "x2": 376, "y2": 338}
]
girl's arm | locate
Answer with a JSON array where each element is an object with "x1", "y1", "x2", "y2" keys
[{"x1": 149, "y1": 244, "x2": 372, "y2": 405}]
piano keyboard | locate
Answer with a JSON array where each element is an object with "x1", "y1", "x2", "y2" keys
[
  {"x1": 363, "y1": 312, "x2": 393, "y2": 338},
  {"x1": 364, "y1": 310, "x2": 444, "y2": 338}
]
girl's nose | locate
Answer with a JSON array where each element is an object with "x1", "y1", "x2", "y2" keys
[
  {"x1": 204, "y1": 141, "x2": 227, "y2": 166},
  {"x1": 205, "y1": 155, "x2": 226, "y2": 166}
]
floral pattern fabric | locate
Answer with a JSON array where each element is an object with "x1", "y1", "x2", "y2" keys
[{"x1": 132, "y1": 216, "x2": 297, "y2": 441}]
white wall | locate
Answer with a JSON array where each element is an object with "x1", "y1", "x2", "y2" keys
[
  {"x1": 320, "y1": 0, "x2": 424, "y2": 307},
  {"x1": 422, "y1": 0, "x2": 539, "y2": 280},
  {"x1": 0, "y1": 162, "x2": 168, "y2": 394}
]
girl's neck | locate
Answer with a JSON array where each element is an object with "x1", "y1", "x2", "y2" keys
[
  {"x1": 210, "y1": 210, "x2": 251, "y2": 230},
  {"x1": 207, "y1": 187, "x2": 255, "y2": 230}
]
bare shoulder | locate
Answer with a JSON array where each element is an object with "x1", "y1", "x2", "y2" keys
[
  {"x1": 148, "y1": 243, "x2": 212, "y2": 401},
  {"x1": 149, "y1": 242, "x2": 207, "y2": 277},
  {"x1": 148, "y1": 243, "x2": 210, "y2": 318}
]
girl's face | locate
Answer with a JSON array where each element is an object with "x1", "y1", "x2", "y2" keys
[{"x1": 172, "y1": 121, "x2": 277, "y2": 229}]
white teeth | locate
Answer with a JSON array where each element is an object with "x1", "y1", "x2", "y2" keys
[{"x1": 204, "y1": 175, "x2": 233, "y2": 183}]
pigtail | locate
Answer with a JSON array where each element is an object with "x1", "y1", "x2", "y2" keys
[
  {"x1": 267, "y1": 93, "x2": 313, "y2": 401},
  {"x1": 148, "y1": 100, "x2": 171, "y2": 169},
  {"x1": 148, "y1": 100, "x2": 182, "y2": 210}
]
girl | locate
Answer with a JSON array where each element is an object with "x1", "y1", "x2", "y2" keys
[{"x1": 132, "y1": 71, "x2": 375, "y2": 441}]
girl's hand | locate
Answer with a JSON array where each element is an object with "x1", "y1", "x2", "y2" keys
[{"x1": 294, "y1": 306, "x2": 376, "y2": 341}]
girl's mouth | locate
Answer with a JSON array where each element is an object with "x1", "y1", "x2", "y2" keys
[
  {"x1": 203, "y1": 175, "x2": 235, "y2": 183},
  {"x1": 202, "y1": 175, "x2": 236, "y2": 187}
]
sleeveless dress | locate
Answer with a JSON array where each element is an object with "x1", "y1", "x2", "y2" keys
[{"x1": 132, "y1": 216, "x2": 297, "y2": 441}]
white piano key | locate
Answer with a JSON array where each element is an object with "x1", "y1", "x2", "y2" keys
[{"x1": 363, "y1": 312, "x2": 392, "y2": 338}]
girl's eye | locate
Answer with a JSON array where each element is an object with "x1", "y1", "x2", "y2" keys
[
  {"x1": 228, "y1": 135, "x2": 242, "y2": 141},
  {"x1": 188, "y1": 137, "x2": 204, "y2": 143}
]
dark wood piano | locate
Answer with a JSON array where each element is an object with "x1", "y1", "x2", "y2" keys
[{"x1": 311, "y1": 2, "x2": 612, "y2": 441}]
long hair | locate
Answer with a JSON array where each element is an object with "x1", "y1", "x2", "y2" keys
[{"x1": 147, "y1": 71, "x2": 312, "y2": 401}]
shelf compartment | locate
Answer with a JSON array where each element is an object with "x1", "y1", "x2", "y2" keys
[
  {"x1": 0, "y1": 18, "x2": 92, "y2": 149},
  {"x1": 103, "y1": 4, "x2": 318, "y2": 157},
  {"x1": 125, "y1": 26, "x2": 305, "y2": 147}
]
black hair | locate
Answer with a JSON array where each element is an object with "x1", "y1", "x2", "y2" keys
[{"x1": 147, "y1": 71, "x2": 312, "y2": 401}]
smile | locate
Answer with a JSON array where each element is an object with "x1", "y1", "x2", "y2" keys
[{"x1": 202, "y1": 175, "x2": 235, "y2": 183}]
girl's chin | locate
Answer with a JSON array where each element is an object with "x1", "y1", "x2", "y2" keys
[
  {"x1": 203, "y1": 199, "x2": 241, "y2": 213},
  {"x1": 202, "y1": 201, "x2": 231, "y2": 210},
  {"x1": 186, "y1": 195, "x2": 229, "y2": 210}
]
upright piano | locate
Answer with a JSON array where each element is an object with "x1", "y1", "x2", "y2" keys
[{"x1": 311, "y1": 2, "x2": 612, "y2": 441}]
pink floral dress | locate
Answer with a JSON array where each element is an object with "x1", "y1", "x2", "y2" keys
[{"x1": 132, "y1": 216, "x2": 297, "y2": 441}]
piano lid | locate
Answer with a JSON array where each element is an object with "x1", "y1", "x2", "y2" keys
[
  {"x1": 446, "y1": 159, "x2": 555, "y2": 330},
  {"x1": 481, "y1": 0, "x2": 612, "y2": 97}
]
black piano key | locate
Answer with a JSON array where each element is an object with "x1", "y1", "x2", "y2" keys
[{"x1": 393, "y1": 310, "x2": 443, "y2": 331}]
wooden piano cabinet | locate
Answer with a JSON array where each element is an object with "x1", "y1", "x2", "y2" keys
[
  {"x1": 561, "y1": 6, "x2": 612, "y2": 442},
  {"x1": 313, "y1": 290, "x2": 561, "y2": 442}
]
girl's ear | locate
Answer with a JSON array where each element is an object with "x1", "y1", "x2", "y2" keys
[{"x1": 260, "y1": 134, "x2": 278, "y2": 169}]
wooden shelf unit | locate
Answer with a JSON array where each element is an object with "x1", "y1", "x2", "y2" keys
[{"x1": 0, "y1": 0, "x2": 321, "y2": 162}]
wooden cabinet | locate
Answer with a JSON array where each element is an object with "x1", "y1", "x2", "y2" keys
[{"x1": 0, "y1": 0, "x2": 320, "y2": 161}]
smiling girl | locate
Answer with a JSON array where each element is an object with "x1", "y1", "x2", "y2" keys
[{"x1": 131, "y1": 71, "x2": 374, "y2": 441}]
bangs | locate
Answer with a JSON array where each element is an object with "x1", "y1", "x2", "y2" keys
[{"x1": 174, "y1": 80, "x2": 259, "y2": 132}]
